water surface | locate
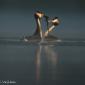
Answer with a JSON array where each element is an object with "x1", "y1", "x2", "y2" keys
[{"x1": 0, "y1": 39, "x2": 85, "y2": 85}]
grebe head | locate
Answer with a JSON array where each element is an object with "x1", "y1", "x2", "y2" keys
[
  {"x1": 35, "y1": 11, "x2": 44, "y2": 18},
  {"x1": 44, "y1": 16, "x2": 60, "y2": 26},
  {"x1": 51, "y1": 17, "x2": 60, "y2": 26}
]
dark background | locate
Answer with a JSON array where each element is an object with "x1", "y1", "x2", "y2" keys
[{"x1": 0, "y1": 0, "x2": 85, "y2": 38}]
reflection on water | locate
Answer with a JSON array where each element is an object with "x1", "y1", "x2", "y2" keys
[
  {"x1": 45, "y1": 46, "x2": 58, "y2": 80},
  {"x1": 35, "y1": 45, "x2": 58, "y2": 84},
  {"x1": 35, "y1": 46, "x2": 42, "y2": 82},
  {"x1": 0, "y1": 40, "x2": 85, "y2": 85}
]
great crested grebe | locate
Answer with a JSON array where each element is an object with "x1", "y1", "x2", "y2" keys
[
  {"x1": 42, "y1": 17, "x2": 60, "y2": 41},
  {"x1": 34, "y1": 11, "x2": 44, "y2": 38},
  {"x1": 44, "y1": 17, "x2": 60, "y2": 37},
  {"x1": 24, "y1": 11, "x2": 44, "y2": 42}
]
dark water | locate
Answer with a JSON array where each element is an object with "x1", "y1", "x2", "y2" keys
[{"x1": 0, "y1": 39, "x2": 85, "y2": 85}]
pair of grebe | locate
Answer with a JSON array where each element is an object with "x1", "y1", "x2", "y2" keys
[{"x1": 24, "y1": 11, "x2": 60, "y2": 42}]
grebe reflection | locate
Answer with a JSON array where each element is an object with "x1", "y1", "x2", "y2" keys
[
  {"x1": 35, "y1": 45, "x2": 58, "y2": 83},
  {"x1": 35, "y1": 46, "x2": 42, "y2": 82}
]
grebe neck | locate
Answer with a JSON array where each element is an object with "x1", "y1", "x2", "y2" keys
[{"x1": 34, "y1": 16, "x2": 43, "y2": 39}]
